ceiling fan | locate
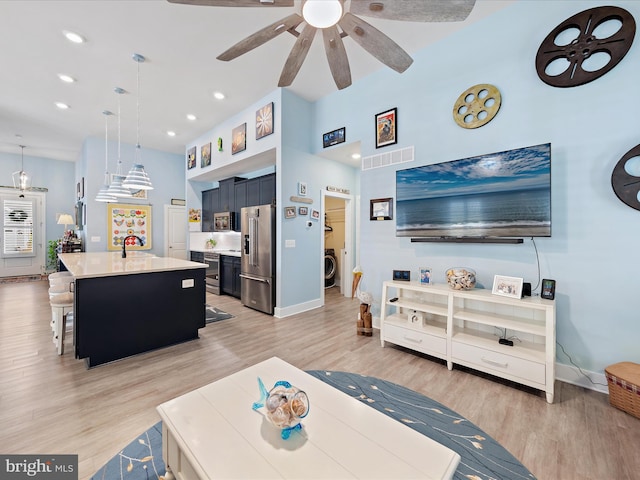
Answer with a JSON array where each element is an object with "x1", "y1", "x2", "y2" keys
[{"x1": 168, "y1": 0, "x2": 476, "y2": 90}]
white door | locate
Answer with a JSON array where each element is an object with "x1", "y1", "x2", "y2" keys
[
  {"x1": 0, "y1": 188, "x2": 45, "y2": 277},
  {"x1": 164, "y1": 205, "x2": 187, "y2": 259}
]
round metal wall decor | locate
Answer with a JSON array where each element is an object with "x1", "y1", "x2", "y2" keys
[
  {"x1": 536, "y1": 6, "x2": 636, "y2": 88},
  {"x1": 452, "y1": 84, "x2": 501, "y2": 129},
  {"x1": 611, "y1": 143, "x2": 640, "y2": 211}
]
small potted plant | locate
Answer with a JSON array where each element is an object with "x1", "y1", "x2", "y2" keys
[{"x1": 206, "y1": 238, "x2": 217, "y2": 249}]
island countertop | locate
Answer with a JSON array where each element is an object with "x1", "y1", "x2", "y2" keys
[{"x1": 59, "y1": 252, "x2": 206, "y2": 279}]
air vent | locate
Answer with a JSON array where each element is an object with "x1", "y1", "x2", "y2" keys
[{"x1": 361, "y1": 146, "x2": 414, "y2": 171}]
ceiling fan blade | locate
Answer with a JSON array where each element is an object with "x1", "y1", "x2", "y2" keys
[
  {"x1": 323, "y1": 25, "x2": 352, "y2": 90},
  {"x1": 350, "y1": 0, "x2": 476, "y2": 22},
  {"x1": 168, "y1": 0, "x2": 294, "y2": 7},
  {"x1": 217, "y1": 14, "x2": 303, "y2": 61},
  {"x1": 279, "y1": 24, "x2": 317, "y2": 87},
  {"x1": 338, "y1": 13, "x2": 412, "y2": 73}
]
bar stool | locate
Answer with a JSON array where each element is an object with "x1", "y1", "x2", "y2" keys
[{"x1": 50, "y1": 292, "x2": 73, "y2": 355}]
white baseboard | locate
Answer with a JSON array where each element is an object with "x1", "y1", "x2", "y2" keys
[
  {"x1": 555, "y1": 362, "x2": 609, "y2": 394},
  {"x1": 274, "y1": 298, "x2": 323, "y2": 319}
]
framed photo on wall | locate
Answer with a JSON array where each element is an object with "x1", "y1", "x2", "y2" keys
[
  {"x1": 201, "y1": 142, "x2": 211, "y2": 168},
  {"x1": 232, "y1": 123, "x2": 247, "y2": 155},
  {"x1": 492, "y1": 275, "x2": 524, "y2": 299},
  {"x1": 375, "y1": 107, "x2": 397, "y2": 148},
  {"x1": 284, "y1": 206, "x2": 296, "y2": 219},
  {"x1": 256, "y1": 102, "x2": 274, "y2": 140},
  {"x1": 323, "y1": 127, "x2": 345, "y2": 148},
  {"x1": 187, "y1": 146, "x2": 196, "y2": 169},
  {"x1": 370, "y1": 197, "x2": 393, "y2": 220}
]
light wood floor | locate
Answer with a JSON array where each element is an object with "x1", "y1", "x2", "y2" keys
[{"x1": 0, "y1": 280, "x2": 638, "y2": 480}]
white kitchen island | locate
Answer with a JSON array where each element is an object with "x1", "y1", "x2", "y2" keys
[{"x1": 59, "y1": 252, "x2": 206, "y2": 367}]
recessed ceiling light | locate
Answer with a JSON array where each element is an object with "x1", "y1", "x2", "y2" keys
[
  {"x1": 167, "y1": 131, "x2": 176, "y2": 137},
  {"x1": 186, "y1": 114, "x2": 197, "y2": 121},
  {"x1": 351, "y1": 153, "x2": 361, "y2": 159},
  {"x1": 55, "y1": 102, "x2": 70, "y2": 110},
  {"x1": 213, "y1": 92, "x2": 225, "y2": 100},
  {"x1": 63, "y1": 30, "x2": 85, "y2": 44},
  {"x1": 58, "y1": 74, "x2": 76, "y2": 83}
]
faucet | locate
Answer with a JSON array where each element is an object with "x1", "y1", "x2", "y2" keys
[{"x1": 122, "y1": 235, "x2": 145, "y2": 258}]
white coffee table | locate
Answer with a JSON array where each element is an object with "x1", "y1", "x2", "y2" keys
[{"x1": 157, "y1": 357, "x2": 461, "y2": 480}]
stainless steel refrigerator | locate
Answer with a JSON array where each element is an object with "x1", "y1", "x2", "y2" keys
[{"x1": 240, "y1": 204, "x2": 275, "y2": 315}]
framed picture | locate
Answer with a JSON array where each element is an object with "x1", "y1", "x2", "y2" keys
[
  {"x1": 420, "y1": 267, "x2": 432, "y2": 285},
  {"x1": 107, "y1": 203, "x2": 152, "y2": 251},
  {"x1": 298, "y1": 182, "x2": 307, "y2": 196},
  {"x1": 256, "y1": 102, "x2": 274, "y2": 139},
  {"x1": 284, "y1": 206, "x2": 296, "y2": 219},
  {"x1": 80, "y1": 177, "x2": 85, "y2": 199},
  {"x1": 299, "y1": 206, "x2": 308, "y2": 215},
  {"x1": 201, "y1": 142, "x2": 211, "y2": 168},
  {"x1": 76, "y1": 181, "x2": 81, "y2": 200},
  {"x1": 375, "y1": 107, "x2": 397, "y2": 148},
  {"x1": 232, "y1": 123, "x2": 247, "y2": 155},
  {"x1": 370, "y1": 197, "x2": 393, "y2": 221},
  {"x1": 323, "y1": 127, "x2": 345, "y2": 148},
  {"x1": 187, "y1": 146, "x2": 196, "y2": 169},
  {"x1": 75, "y1": 201, "x2": 83, "y2": 231},
  {"x1": 492, "y1": 275, "x2": 524, "y2": 299},
  {"x1": 310, "y1": 209, "x2": 320, "y2": 220}
]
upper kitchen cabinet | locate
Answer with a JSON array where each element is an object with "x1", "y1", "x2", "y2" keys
[
  {"x1": 259, "y1": 173, "x2": 276, "y2": 206},
  {"x1": 202, "y1": 188, "x2": 219, "y2": 232},
  {"x1": 219, "y1": 177, "x2": 245, "y2": 213}
]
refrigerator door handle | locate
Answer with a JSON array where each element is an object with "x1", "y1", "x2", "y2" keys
[
  {"x1": 239, "y1": 273, "x2": 270, "y2": 284},
  {"x1": 248, "y1": 216, "x2": 258, "y2": 266}
]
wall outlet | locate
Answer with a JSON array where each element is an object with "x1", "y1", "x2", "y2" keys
[{"x1": 285, "y1": 239, "x2": 295, "y2": 248}]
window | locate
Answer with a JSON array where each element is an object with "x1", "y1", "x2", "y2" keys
[{"x1": 2, "y1": 199, "x2": 36, "y2": 258}]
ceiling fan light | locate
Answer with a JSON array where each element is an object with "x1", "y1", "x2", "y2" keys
[{"x1": 302, "y1": 0, "x2": 343, "y2": 29}]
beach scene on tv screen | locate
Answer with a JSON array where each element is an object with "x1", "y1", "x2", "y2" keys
[{"x1": 396, "y1": 143, "x2": 551, "y2": 238}]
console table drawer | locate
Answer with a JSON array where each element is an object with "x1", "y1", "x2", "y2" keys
[
  {"x1": 451, "y1": 342, "x2": 545, "y2": 385},
  {"x1": 384, "y1": 324, "x2": 446, "y2": 357}
]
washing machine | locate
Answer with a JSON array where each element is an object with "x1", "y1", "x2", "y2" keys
[{"x1": 324, "y1": 249, "x2": 337, "y2": 288}]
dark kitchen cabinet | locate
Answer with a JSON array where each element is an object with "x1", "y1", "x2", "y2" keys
[
  {"x1": 234, "y1": 180, "x2": 248, "y2": 217},
  {"x1": 201, "y1": 188, "x2": 219, "y2": 232},
  {"x1": 190, "y1": 251, "x2": 204, "y2": 263},
  {"x1": 259, "y1": 173, "x2": 276, "y2": 206},
  {"x1": 221, "y1": 255, "x2": 241, "y2": 298}
]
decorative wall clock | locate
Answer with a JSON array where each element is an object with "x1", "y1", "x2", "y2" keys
[
  {"x1": 452, "y1": 83, "x2": 501, "y2": 129},
  {"x1": 535, "y1": 6, "x2": 636, "y2": 88},
  {"x1": 611, "y1": 143, "x2": 640, "y2": 211}
]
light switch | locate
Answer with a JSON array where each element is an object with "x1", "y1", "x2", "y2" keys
[
  {"x1": 285, "y1": 239, "x2": 295, "y2": 248},
  {"x1": 91, "y1": 236, "x2": 101, "y2": 242}
]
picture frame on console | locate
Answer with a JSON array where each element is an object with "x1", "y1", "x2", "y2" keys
[
  {"x1": 420, "y1": 267, "x2": 432, "y2": 285},
  {"x1": 492, "y1": 275, "x2": 524, "y2": 299}
]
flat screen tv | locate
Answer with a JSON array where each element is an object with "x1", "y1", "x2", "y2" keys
[{"x1": 396, "y1": 143, "x2": 551, "y2": 239}]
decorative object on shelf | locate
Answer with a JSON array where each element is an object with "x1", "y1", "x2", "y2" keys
[
  {"x1": 446, "y1": 267, "x2": 476, "y2": 290},
  {"x1": 57, "y1": 213, "x2": 74, "y2": 238},
  {"x1": 252, "y1": 377, "x2": 309, "y2": 440},
  {"x1": 206, "y1": 238, "x2": 217, "y2": 249},
  {"x1": 310, "y1": 208, "x2": 319, "y2": 220},
  {"x1": 375, "y1": 107, "x2": 397, "y2": 148},
  {"x1": 298, "y1": 206, "x2": 308, "y2": 215},
  {"x1": 284, "y1": 206, "x2": 296, "y2": 218},
  {"x1": 370, "y1": 197, "x2": 393, "y2": 220},
  {"x1": 96, "y1": 110, "x2": 117, "y2": 203},
  {"x1": 289, "y1": 195, "x2": 313, "y2": 204},
  {"x1": 187, "y1": 146, "x2": 196, "y2": 170},
  {"x1": 420, "y1": 267, "x2": 432, "y2": 285},
  {"x1": 408, "y1": 309, "x2": 424, "y2": 326},
  {"x1": 611, "y1": 143, "x2": 640, "y2": 210},
  {"x1": 323, "y1": 127, "x2": 345, "y2": 148},
  {"x1": 106, "y1": 203, "x2": 152, "y2": 251},
  {"x1": 122, "y1": 54, "x2": 154, "y2": 192},
  {"x1": 541, "y1": 278, "x2": 556, "y2": 300},
  {"x1": 107, "y1": 87, "x2": 133, "y2": 198},
  {"x1": 452, "y1": 83, "x2": 501, "y2": 129},
  {"x1": 256, "y1": 102, "x2": 274, "y2": 139},
  {"x1": 200, "y1": 142, "x2": 211, "y2": 168},
  {"x1": 232, "y1": 123, "x2": 247, "y2": 155},
  {"x1": 491, "y1": 274, "x2": 523, "y2": 298},
  {"x1": 535, "y1": 6, "x2": 636, "y2": 88},
  {"x1": 12, "y1": 145, "x2": 31, "y2": 193},
  {"x1": 217, "y1": 137, "x2": 223, "y2": 152},
  {"x1": 298, "y1": 182, "x2": 307, "y2": 196},
  {"x1": 393, "y1": 269, "x2": 410, "y2": 282}
]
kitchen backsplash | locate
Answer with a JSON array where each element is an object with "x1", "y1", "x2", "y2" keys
[{"x1": 190, "y1": 231, "x2": 241, "y2": 252}]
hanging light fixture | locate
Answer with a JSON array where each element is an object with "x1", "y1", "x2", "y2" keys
[
  {"x1": 95, "y1": 110, "x2": 116, "y2": 202},
  {"x1": 122, "y1": 53, "x2": 153, "y2": 191},
  {"x1": 12, "y1": 145, "x2": 31, "y2": 192},
  {"x1": 107, "y1": 87, "x2": 133, "y2": 198}
]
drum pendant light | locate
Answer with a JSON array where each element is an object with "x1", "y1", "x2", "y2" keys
[
  {"x1": 95, "y1": 110, "x2": 116, "y2": 202},
  {"x1": 122, "y1": 53, "x2": 153, "y2": 191},
  {"x1": 107, "y1": 87, "x2": 132, "y2": 198}
]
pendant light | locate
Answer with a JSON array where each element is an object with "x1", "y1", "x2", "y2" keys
[
  {"x1": 122, "y1": 53, "x2": 153, "y2": 191},
  {"x1": 95, "y1": 110, "x2": 116, "y2": 202},
  {"x1": 12, "y1": 145, "x2": 31, "y2": 192},
  {"x1": 107, "y1": 87, "x2": 133, "y2": 198}
]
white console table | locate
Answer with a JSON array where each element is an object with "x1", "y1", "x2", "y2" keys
[
  {"x1": 380, "y1": 281, "x2": 556, "y2": 403},
  {"x1": 157, "y1": 356, "x2": 461, "y2": 480}
]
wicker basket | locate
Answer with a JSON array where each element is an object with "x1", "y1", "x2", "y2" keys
[{"x1": 605, "y1": 362, "x2": 640, "y2": 419}]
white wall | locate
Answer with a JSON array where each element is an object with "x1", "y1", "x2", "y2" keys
[{"x1": 312, "y1": 0, "x2": 640, "y2": 374}]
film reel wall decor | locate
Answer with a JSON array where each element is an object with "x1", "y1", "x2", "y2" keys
[
  {"x1": 536, "y1": 6, "x2": 636, "y2": 88},
  {"x1": 452, "y1": 83, "x2": 502, "y2": 129},
  {"x1": 611, "y1": 143, "x2": 640, "y2": 211}
]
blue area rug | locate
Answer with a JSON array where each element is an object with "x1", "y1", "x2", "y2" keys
[{"x1": 91, "y1": 371, "x2": 535, "y2": 480}]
